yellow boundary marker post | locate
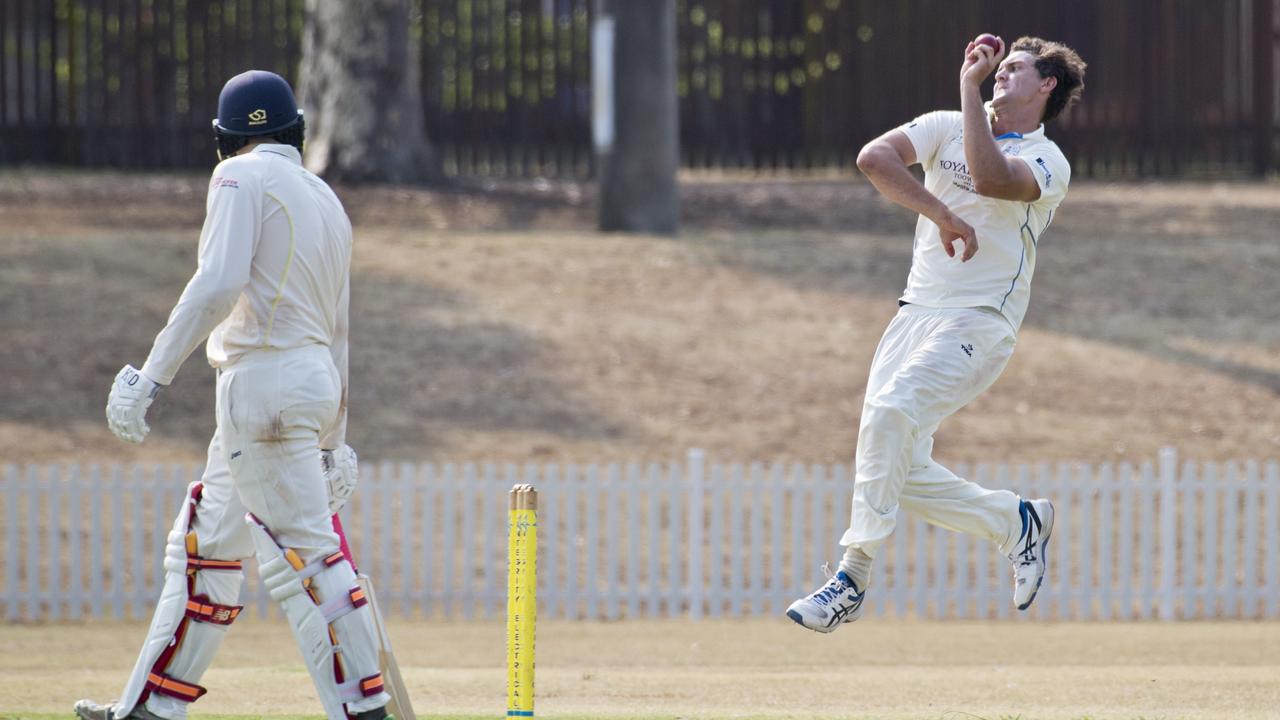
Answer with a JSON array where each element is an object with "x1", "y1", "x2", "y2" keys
[{"x1": 507, "y1": 484, "x2": 537, "y2": 717}]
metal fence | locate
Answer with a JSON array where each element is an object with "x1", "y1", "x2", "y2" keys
[
  {"x1": 2, "y1": 0, "x2": 1277, "y2": 177},
  {"x1": 3, "y1": 449, "x2": 1278, "y2": 623}
]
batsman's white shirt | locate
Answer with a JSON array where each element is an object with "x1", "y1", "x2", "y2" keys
[
  {"x1": 140, "y1": 143, "x2": 352, "y2": 448},
  {"x1": 898, "y1": 110, "x2": 1070, "y2": 331}
]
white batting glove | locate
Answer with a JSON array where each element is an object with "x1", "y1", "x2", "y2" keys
[
  {"x1": 106, "y1": 364, "x2": 162, "y2": 444},
  {"x1": 322, "y1": 444, "x2": 359, "y2": 514}
]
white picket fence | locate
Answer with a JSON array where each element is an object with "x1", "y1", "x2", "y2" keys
[{"x1": 2, "y1": 449, "x2": 1277, "y2": 622}]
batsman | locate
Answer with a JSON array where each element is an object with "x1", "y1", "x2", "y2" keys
[
  {"x1": 788, "y1": 36, "x2": 1087, "y2": 632},
  {"x1": 75, "y1": 70, "x2": 395, "y2": 720}
]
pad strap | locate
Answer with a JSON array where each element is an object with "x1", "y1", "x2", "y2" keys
[
  {"x1": 317, "y1": 585, "x2": 370, "y2": 623},
  {"x1": 360, "y1": 673, "x2": 385, "y2": 697},
  {"x1": 184, "y1": 595, "x2": 243, "y2": 625},
  {"x1": 146, "y1": 671, "x2": 208, "y2": 702},
  {"x1": 186, "y1": 557, "x2": 244, "y2": 574},
  {"x1": 337, "y1": 673, "x2": 385, "y2": 702},
  {"x1": 293, "y1": 550, "x2": 348, "y2": 583}
]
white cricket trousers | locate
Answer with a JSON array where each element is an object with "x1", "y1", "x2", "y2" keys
[
  {"x1": 840, "y1": 304, "x2": 1023, "y2": 558},
  {"x1": 141, "y1": 344, "x2": 388, "y2": 719}
]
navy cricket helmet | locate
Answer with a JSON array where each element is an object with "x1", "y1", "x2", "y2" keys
[{"x1": 212, "y1": 70, "x2": 305, "y2": 160}]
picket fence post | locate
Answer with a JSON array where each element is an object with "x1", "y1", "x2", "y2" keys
[{"x1": 686, "y1": 449, "x2": 705, "y2": 620}]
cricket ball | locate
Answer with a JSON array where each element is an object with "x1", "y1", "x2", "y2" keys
[{"x1": 975, "y1": 33, "x2": 1000, "y2": 52}]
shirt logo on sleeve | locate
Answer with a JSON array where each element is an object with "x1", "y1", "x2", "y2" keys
[
  {"x1": 1035, "y1": 157, "x2": 1053, "y2": 187},
  {"x1": 213, "y1": 177, "x2": 239, "y2": 189}
]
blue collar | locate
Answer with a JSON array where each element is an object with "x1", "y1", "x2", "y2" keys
[{"x1": 994, "y1": 131, "x2": 1024, "y2": 140}]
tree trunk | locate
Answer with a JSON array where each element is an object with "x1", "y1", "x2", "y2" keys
[
  {"x1": 599, "y1": 0, "x2": 679, "y2": 235},
  {"x1": 298, "y1": 0, "x2": 442, "y2": 184}
]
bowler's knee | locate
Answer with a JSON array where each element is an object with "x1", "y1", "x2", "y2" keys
[{"x1": 861, "y1": 400, "x2": 920, "y2": 438}]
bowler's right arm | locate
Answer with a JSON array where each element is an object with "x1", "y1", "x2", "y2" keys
[{"x1": 857, "y1": 129, "x2": 978, "y2": 262}]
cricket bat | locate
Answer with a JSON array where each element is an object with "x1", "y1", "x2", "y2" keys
[
  {"x1": 333, "y1": 515, "x2": 417, "y2": 720},
  {"x1": 357, "y1": 572, "x2": 417, "y2": 720}
]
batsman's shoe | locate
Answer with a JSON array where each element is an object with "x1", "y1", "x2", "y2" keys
[
  {"x1": 1008, "y1": 497, "x2": 1055, "y2": 610},
  {"x1": 786, "y1": 566, "x2": 865, "y2": 633},
  {"x1": 73, "y1": 699, "x2": 168, "y2": 720}
]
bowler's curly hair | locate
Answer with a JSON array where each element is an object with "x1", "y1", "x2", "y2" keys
[{"x1": 1010, "y1": 36, "x2": 1086, "y2": 123}]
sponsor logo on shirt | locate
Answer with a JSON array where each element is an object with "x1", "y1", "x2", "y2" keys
[
  {"x1": 961, "y1": 343, "x2": 974, "y2": 357},
  {"x1": 1035, "y1": 157, "x2": 1053, "y2": 187},
  {"x1": 213, "y1": 177, "x2": 239, "y2": 189},
  {"x1": 939, "y1": 159, "x2": 976, "y2": 193}
]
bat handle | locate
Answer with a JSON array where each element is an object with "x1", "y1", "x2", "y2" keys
[{"x1": 332, "y1": 514, "x2": 358, "y2": 572}]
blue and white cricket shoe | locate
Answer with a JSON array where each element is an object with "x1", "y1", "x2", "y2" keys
[
  {"x1": 1008, "y1": 497, "x2": 1055, "y2": 611},
  {"x1": 786, "y1": 565, "x2": 865, "y2": 633}
]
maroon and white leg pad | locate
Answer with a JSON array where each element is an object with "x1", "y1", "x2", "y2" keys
[
  {"x1": 247, "y1": 514, "x2": 390, "y2": 720},
  {"x1": 114, "y1": 483, "x2": 244, "y2": 720}
]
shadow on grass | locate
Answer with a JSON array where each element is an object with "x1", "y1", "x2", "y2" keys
[
  {"x1": 667, "y1": 181, "x2": 1280, "y2": 395},
  {"x1": 348, "y1": 270, "x2": 628, "y2": 458},
  {"x1": 0, "y1": 231, "x2": 629, "y2": 459}
]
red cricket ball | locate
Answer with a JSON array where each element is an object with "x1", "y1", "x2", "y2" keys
[{"x1": 975, "y1": 33, "x2": 1000, "y2": 52}]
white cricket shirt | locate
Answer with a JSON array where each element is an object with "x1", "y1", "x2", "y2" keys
[
  {"x1": 141, "y1": 143, "x2": 352, "y2": 446},
  {"x1": 898, "y1": 110, "x2": 1070, "y2": 331}
]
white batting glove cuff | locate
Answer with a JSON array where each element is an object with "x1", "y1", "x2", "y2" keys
[
  {"x1": 322, "y1": 444, "x2": 359, "y2": 514},
  {"x1": 106, "y1": 364, "x2": 162, "y2": 444}
]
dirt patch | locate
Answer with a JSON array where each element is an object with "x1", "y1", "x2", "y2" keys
[{"x1": 1, "y1": 171, "x2": 1277, "y2": 465}]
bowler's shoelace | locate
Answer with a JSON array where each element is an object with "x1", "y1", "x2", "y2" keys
[{"x1": 811, "y1": 566, "x2": 851, "y2": 606}]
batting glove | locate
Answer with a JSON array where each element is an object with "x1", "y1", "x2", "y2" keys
[
  {"x1": 322, "y1": 444, "x2": 360, "y2": 514},
  {"x1": 106, "y1": 364, "x2": 162, "y2": 444}
]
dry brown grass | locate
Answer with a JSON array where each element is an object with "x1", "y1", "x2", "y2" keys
[
  {"x1": 6, "y1": 618, "x2": 1279, "y2": 719},
  {"x1": 1, "y1": 171, "x2": 1277, "y2": 465}
]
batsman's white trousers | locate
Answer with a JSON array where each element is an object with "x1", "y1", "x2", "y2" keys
[
  {"x1": 140, "y1": 345, "x2": 388, "y2": 719},
  {"x1": 840, "y1": 304, "x2": 1023, "y2": 558}
]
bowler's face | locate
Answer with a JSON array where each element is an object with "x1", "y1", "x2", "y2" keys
[{"x1": 992, "y1": 51, "x2": 1045, "y2": 105}]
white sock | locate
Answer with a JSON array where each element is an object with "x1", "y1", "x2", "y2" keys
[{"x1": 838, "y1": 546, "x2": 873, "y2": 590}]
